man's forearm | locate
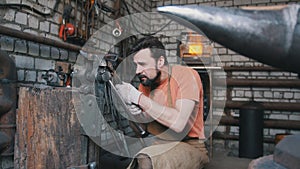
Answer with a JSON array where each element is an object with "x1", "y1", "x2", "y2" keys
[{"x1": 138, "y1": 94, "x2": 194, "y2": 133}]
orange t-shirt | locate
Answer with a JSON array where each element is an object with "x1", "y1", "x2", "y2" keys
[{"x1": 139, "y1": 65, "x2": 205, "y2": 139}]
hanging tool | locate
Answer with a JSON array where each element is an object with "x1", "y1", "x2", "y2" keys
[
  {"x1": 112, "y1": 20, "x2": 123, "y2": 37},
  {"x1": 59, "y1": 22, "x2": 75, "y2": 41},
  {"x1": 59, "y1": 1, "x2": 75, "y2": 41}
]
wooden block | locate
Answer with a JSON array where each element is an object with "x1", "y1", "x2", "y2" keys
[{"x1": 14, "y1": 87, "x2": 99, "y2": 169}]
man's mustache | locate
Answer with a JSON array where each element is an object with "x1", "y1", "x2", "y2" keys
[{"x1": 137, "y1": 74, "x2": 148, "y2": 80}]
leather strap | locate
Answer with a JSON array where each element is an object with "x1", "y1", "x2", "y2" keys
[{"x1": 167, "y1": 65, "x2": 173, "y2": 107}]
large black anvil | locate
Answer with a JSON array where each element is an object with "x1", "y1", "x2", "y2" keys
[{"x1": 157, "y1": 4, "x2": 300, "y2": 74}]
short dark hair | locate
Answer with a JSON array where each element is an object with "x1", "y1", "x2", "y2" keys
[{"x1": 129, "y1": 36, "x2": 168, "y2": 65}]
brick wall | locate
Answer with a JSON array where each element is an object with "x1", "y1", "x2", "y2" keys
[
  {"x1": 0, "y1": 0, "x2": 151, "y2": 168},
  {"x1": 0, "y1": 0, "x2": 151, "y2": 85},
  {"x1": 152, "y1": 0, "x2": 299, "y2": 7},
  {"x1": 1, "y1": 0, "x2": 300, "y2": 165},
  {"x1": 151, "y1": 0, "x2": 300, "y2": 156}
]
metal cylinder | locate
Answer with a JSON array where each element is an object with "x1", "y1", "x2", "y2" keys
[{"x1": 239, "y1": 101, "x2": 264, "y2": 158}]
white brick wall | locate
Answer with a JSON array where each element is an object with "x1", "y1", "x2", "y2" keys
[
  {"x1": 28, "y1": 15, "x2": 39, "y2": 29},
  {"x1": 1, "y1": 0, "x2": 153, "y2": 84},
  {"x1": 0, "y1": 0, "x2": 299, "y2": 160},
  {"x1": 24, "y1": 70, "x2": 37, "y2": 82},
  {"x1": 3, "y1": 9, "x2": 15, "y2": 22},
  {"x1": 15, "y1": 12, "x2": 27, "y2": 25},
  {"x1": 13, "y1": 55, "x2": 34, "y2": 69},
  {"x1": 150, "y1": 0, "x2": 300, "y2": 155}
]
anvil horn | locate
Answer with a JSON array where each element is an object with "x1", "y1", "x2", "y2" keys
[{"x1": 157, "y1": 5, "x2": 300, "y2": 74}]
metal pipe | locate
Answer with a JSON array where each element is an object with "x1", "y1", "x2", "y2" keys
[
  {"x1": 0, "y1": 25, "x2": 81, "y2": 52},
  {"x1": 0, "y1": 124, "x2": 16, "y2": 129},
  {"x1": 220, "y1": 116, "x2": 300, "y2": 130},
  {"x1": 223, "y1": 66, "x2": 281, "y2": 72},
  {"x1": 214, "y1": 78, "x2": 300, "y2": 88},
  {"x1": 157, "y1": 4, "x2": 300, "y2": 74},
  {"x1": 213, "y1": 132, "x2": 275, "y2": 143},
  {"x1": 215, "y1": 100, "x2": 300, "y2": 111}
]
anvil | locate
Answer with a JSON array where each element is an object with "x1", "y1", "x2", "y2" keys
[{"x1": 157, "y1": 4, "x2": 300, "y2": 74}]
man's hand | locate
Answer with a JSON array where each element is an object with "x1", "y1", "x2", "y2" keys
[
  {"x1": 127, "y1": 104, "x2": 142, "y2": 115},
  {"x1": 127, "y1": 103, "x2": 153, "y2": 123},
  {"x1": 115, "y1": 82, "x2": 142, "y2": 105}
]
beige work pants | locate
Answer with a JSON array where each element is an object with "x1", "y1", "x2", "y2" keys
[{"x1": 127, "y1": 139, "x2": 209, "y2": 169}]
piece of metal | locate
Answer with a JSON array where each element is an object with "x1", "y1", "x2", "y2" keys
[
  {"x1": 157, "y1": 4, "x2": 300, "y2": 74},
  {"x1": 112, "y1": 27, "x2": 122, "y2": 37},
  {"x1": 41, "y1": 69, "x2": 68, "y2": 87},
  {"x1": 239, "y1": 102, "x2": 264, "y2": 158}
]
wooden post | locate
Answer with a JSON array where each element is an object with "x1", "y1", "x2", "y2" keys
[{"x1": 14, "y1": 87, "x2": 99, "y2": 169}]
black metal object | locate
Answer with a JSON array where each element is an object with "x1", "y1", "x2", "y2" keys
[
  {"x1": 0, "y1": 51, "x2": 17, "y2": 155},
  {"x1": 157, "y1": 4, "x2": 300, "y2": 74},
  {"x1": 239, "y1": 102, "x2": 264, "y2": 158},
  {"x1": 41, "y1": 69, "x2": 69, "y2": 87}
]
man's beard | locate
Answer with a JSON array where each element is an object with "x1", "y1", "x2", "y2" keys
[{"x1": 138, "y1": 70, "x2": 161, "y2": 90}]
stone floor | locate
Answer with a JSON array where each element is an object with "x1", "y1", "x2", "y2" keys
[
  {"x1": 1, "y1": 149, "x2": 254, "y2": 169},
  {"x1": 98, "y1": 147, "x2": 254, "y2": 169},
  {"x1": 205, "y1": 149, "x2": 252, "y2": 169}
]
